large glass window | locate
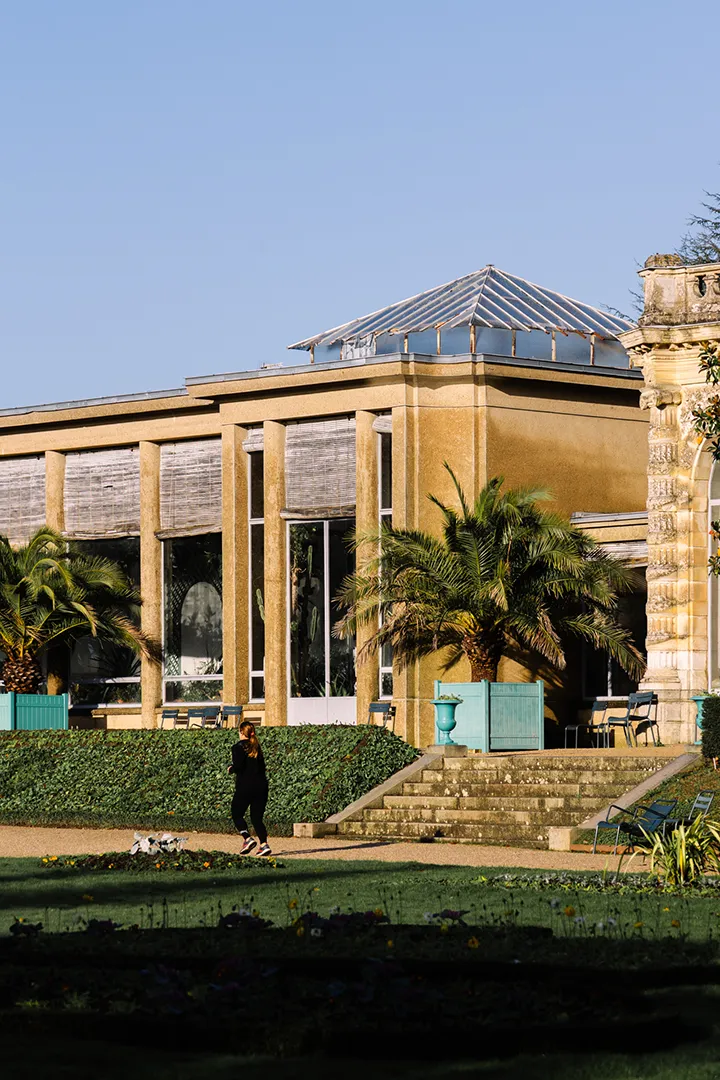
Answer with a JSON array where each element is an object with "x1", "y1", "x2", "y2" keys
[
  {"x1": 289, "y1": 518, "x2": 355, "y2": 699},
  {"x1": 379, "y1": 429, "x2": 393, "y2": 698},
  {"x1": 583, "y1": 572, "x2": 647, "y2": 699},
  {"x1": 69, "y1": 538, "x2": 141, "y2": 706},
  {"x1": 249, "y1": 451, "x2": 265, "y2": 700},
  {"x1": 163, "y1": 533, "x2": 223, "y2": 702}
]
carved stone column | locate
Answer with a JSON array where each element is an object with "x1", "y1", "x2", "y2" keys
[{"x1": 621, "y1": 254, "x2": 720, "y2": 744}]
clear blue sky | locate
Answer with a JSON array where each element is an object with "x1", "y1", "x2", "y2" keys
[{"x1": 1, "y1": 1, "x2": 719, "y2": 408}]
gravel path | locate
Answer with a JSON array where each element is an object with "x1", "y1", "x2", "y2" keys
[{"x1": 0, "y1": 825, "x2": 640, "y2": 872}]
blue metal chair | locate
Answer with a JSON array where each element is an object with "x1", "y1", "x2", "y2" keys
[
  {"x1": 604, "y1": 692, "x2": 659, "y2": 747},
  {"x1": 664, "y1": 790, "x2": 716, "y2": 834},
  {"x1": 565, "y1": 700, "x2": 608, "y2": 748},
  {"x1": 592, "y1": 798, "x2": 677, "y2": 854},
  {"x1": 368, "y1": 702, "x2": 396, "y2": 730},
  {"x1": 160, "y1": 708, "x2": 181, "y2": 729},
  {"x1": 222, "y1": 705, "x2": 244, "y2": 728},
  {"x1": 194, "y1": 706, "x2": 222, "y2": 729}
]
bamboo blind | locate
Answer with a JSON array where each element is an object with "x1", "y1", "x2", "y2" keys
[
  {"x1": 242, "y1": 427, "x2": 264, "y2": 453},
  {"x1": 284, "y1": 417, "x2": 356, "y2": 516},
  {"x1": 0, "y1": 455, "x2": 46, "y2": 546},
  {"x1": 160, "y1": 438, "x2": 222, "y2": 536},
  {"x1": 65, "y1": 447, "x2": 141, "y2": 538}
]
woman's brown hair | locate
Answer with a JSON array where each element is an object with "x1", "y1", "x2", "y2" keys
[{"x1": 239, "y1": 720, "x2": 261, "y2": 758}]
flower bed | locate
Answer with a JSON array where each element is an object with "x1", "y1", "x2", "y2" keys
[{"x1": 40, "y1": 849, "x2": 284, "y2": 873}]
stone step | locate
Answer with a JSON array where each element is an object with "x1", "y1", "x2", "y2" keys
[
  {"x1": 441, "y1": 756, "x2": 667, "y2": 773},
  {"x1": 455, "y1": 770, "x2": 654, "y2": 786},
  {"x1": 408, "y1": 780, "x2": 643, "y2": 799},
  {"x1": 363, "y1": 807, "x2": 583, "y2": 826},
  {"x1": 385, "y1": 793, "x2": 607, "y2": 813},
  {"x1": 337, "y1": 819, "x2": 551, "y2": 846}
]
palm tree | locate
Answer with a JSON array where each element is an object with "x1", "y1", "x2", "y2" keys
[
  {"x1": 0, "y1": 527, "x2": 160, "y2": 694},
  {"x1": 335, "y1": 467, "x2": 645, "y2": 684}
]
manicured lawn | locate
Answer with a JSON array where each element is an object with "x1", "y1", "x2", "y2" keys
[
  {"x1": 3, "y1": 855, "x2": 720, "y2": 941},
  {"x1": 4, "y1": 855, "x2": 720, "y2": 1077},
  {"x1": 5, "y1": 1038, "x2": 720, "y2": 1080}
]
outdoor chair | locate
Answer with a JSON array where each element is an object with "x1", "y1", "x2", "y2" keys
[
  {"x1": 592, "y1": 798, "x2": 678, "y2": 855},
  {"x1": 368, "y1": 702, "x2": 396, "y2": 730},
  {"x1": 160, "y1": 708, "x2": 182, "y2": 729},
  {"x1": 664, "y1": 789, "x2": 716, "y2": 834},
  {"x1": 604, "y1": 692, "x2": 659, "y2": 748},
  {"x1": 192, "y1": 706, "x2": 222, "y2": 730},
  {"x1": 222, "y1": 705, "x2": 244, "y2": 728},
  {"x1": 187, "y1": 707, "x2": 209, "y2": 728},
  {"x1": 564, "y1": 700, "x2": 608, "y2": 749}
]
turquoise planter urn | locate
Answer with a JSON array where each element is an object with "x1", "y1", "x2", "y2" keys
[
  {"x1": 433, "y1": 698, "x2": 462, "y2": 745},
  {"x1": 692, "y1": 695, "x2": 708, "y2": 746}
]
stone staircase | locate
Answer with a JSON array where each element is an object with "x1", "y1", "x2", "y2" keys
[{"x1": 335, "y1": 751, "x2": 674, "y2": 849}]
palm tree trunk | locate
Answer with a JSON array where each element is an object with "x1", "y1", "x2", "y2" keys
[
  {"x1": 463, "y1": 637, "x2": 501, "y2": 682},
  {"x1": 2, "y1": 655, "x2": 42, "y2": 694}
]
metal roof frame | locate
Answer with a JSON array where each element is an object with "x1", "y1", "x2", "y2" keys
[{"x1": 288, "y1": 266, "x2": 634, "y2": 350}]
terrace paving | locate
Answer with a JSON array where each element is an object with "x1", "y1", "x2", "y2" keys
[{"x1": 0, "y1": 824, "x2": 639, "y2": 872}]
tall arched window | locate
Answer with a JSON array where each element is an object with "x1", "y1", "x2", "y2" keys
[{"x1": 710, "y1": 463, "x2": 720, "y2": 688}]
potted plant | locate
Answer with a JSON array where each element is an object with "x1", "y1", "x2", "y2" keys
[{"x1": 431, "y1": 694, "x2": 463, "y2": 745}]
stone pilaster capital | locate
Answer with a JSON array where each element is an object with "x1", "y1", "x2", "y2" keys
[{"x1": 639, "y1": 386, "x2": 682, "y2": 411}]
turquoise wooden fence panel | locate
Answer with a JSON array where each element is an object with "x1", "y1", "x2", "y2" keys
[
  {"x1": 487, "y1": 682, "x2": 544, "y2": 751},
  {"x1": 0, "y1": 693, "x2": 69, "y2": 730},
  {"x1": 434, "y1": 681, "x2": 488, "y2": 750},
  {"x1": 0, "y1": 695, "x2": 12, "y2": 730},
  {"x1": 434, "y1": 680, "x2": 544, "y2": 751}
]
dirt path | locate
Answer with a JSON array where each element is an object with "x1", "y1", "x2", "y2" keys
[{"x1": 0, "y1": 825, "x2": 639, "y2": 872}]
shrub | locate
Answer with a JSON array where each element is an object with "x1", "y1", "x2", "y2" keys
[
  {"x1": 632, "y1": 815, "x2": 720, "y2": 887},
  {"x1": 702, "y1": 695, "x2": 720, "y2": 763},
  {"x1": 0, "y1": 726, "x2": 418, "y2": 834}
]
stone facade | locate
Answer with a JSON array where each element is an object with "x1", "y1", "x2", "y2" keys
[{"x1": 620, "y1": 255, "x2": 720, "y2": 743}]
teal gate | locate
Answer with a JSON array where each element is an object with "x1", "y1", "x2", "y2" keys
[
  {"x1": 0, "y1": 693, "x2": 69, "y2": 730},
  {"x1": 434, "y1": 680, "x2": 544, "y2": 752}
]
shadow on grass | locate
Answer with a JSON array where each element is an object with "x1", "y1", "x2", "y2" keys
[
  {"x1": 0, "y1": 858, "x2": 449, "y2": 915},
  {"x1": 3, "y1": 934, "x2": 720, "y2": 1078}
]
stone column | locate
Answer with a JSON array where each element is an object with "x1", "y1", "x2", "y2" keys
[
  {"x1": 221, "y1": 425, "x2": 250, "y2": 706},
  {"x1": 354, "y1": 411, "x2": 379, "y2": 723},
  {"x1": 390, "y1": 403, "x2": 424, "y2": 745},
  {"x1": 45, "y1": 451, "x2": 66, "y2": 532},
  {"x1": 45, "y1": 451, "x2": 67, "y2": 695},
  {"x1": 263, "y1": 421, "x2": 287, "y2": 726},
  {"x1": 621, "y1": 254, "x2": 720, "y2": 744},
  {"x1": 140, "y1": 441, "x2": 163, "y2": 728}
]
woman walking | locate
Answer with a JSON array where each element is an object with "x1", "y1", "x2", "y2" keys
[{"x1": 228, "y1": 721, "x2": 271, "y2": 856}]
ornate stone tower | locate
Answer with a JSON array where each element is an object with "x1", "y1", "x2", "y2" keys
[{"x1": 620, "y1": 255, "x2": 720, "y2": 744}]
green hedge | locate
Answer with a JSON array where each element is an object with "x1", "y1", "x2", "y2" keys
[
  {"x1": 0, "y1": 726, "x2": 418, "y2": 835},
  {"x1": 702, "y1": 696, "x2": 720, "y2": 762}
]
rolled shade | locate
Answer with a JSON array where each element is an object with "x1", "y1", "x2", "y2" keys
[
  {"x1": 242, "y1": 427, "x2": 264, "y2": 454},
  {"x1": 372, "y1": 414, "x2": 392, "y2": 434},
  {"x1": 160, "y1": 438, "x2": 222, "y2": 537},
  {"x1": 0, "y1": 455, "x2": 46, "y2": 546},
  {"x1": 65, "y1": 448, "x2": 140, "y2": 538},
  {"x1": 284, "y1": 417, "x2": 356, "y2": 517}
]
